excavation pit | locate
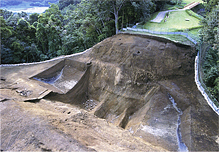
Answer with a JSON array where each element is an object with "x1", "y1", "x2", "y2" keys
[{"x1": 31, "y1": 59, "x2": 87, "y2": 94}]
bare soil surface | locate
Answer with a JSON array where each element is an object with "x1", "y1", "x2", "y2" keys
[{"x1": 1, "y1": 33, "x2": 218, "y2": 151}]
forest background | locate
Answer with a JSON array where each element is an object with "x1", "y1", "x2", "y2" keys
[{"x1": 1, "y1": 0, "x2": 157, "y2": 63}]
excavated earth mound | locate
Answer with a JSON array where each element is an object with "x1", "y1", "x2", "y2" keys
[{"x1": 1, "y1": 33, "x2": 219, "y2": 151}]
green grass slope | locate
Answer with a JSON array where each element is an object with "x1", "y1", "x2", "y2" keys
[{"x1": 144, "y1": 10, "x2": 201, "y2": 32}]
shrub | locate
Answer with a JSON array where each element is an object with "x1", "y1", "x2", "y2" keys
[{"x1": 185, "y1": 9, "x2": 204, "y2": 20}]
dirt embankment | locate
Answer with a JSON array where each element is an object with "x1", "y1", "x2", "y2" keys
[{"x1": 1, "y1": 33, "x2": 218, "y2": 151}]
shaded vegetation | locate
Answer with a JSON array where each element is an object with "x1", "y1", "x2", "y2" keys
[
  {"x1": 200, "y1": 2, "x2": 219, "y2": 102},
  {"x1": 1, "y1": 0, "x2": 156, "y2": 64}
]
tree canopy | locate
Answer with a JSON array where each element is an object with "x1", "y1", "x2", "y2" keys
[
  {"x1": 200, "y1": 2, "x2": 219, "y2": 102},
  {"x1": 1, "y1": 0, "x2": 156, "y2": 64}
]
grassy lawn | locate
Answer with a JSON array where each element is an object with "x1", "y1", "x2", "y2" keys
[
  {"x1": 189, "y1": 28, "x2": 200, "y2": 35},
  {"x1": 187, "y1": 28, "x2": 201, "y2": 41},
  {"x1": 143, "y1": 10, "x2": 201, "y2": 32},
  {"x1": 127, "y1": 0, "x2": 203, "y2": 43},
  {"x1": 163, "y1": 0, "x2": 203, "y2": 10}
]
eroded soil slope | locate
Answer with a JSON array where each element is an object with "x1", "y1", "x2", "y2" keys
[{"x1": 1, "y1": 33, "x2": 218, "y2": 151}]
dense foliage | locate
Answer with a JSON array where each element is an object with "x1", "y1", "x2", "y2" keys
[
  {"x1": 200, "y1": 2, "x2": 219, "y2": 102},
  {"x1": 1, "y1": 0, "x2": 156, "y2": 64}
]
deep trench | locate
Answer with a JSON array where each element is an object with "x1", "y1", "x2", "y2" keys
[{"x1": 31, "y1": 58, "x2": 189, "y2": 151}]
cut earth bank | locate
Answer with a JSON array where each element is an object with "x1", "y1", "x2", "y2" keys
[{"x1": 1, "y1": 33, "x2": 218, "y2": 151}]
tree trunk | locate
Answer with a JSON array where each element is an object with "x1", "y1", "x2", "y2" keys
[
  {"x1": 115, "y1": 12, "x2": 119, "y2": 34},
  {"x1": 122, "y1": 9, "x2": 124, "y2": 29},
  {"x1": 111, "y1": 0, "x2": 125, "y2": 34},
  {"x1": 114, "y1": 7, "x2": 119, "y2": 34}
]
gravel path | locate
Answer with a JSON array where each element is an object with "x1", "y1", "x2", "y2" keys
[
  {"x1": 150, "y1": 10, "x2": 178, "y2": 23},
  {"x1": 150, "y1": 11, "x2": 170, "y2": 23}
]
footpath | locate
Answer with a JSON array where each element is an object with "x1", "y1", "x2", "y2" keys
[
  {"x1": 151, "y1": 1, "x2": 200, "y2": 23},
  {"x1": 151, "y1": 10, "x2": 174, "y2": 23}
]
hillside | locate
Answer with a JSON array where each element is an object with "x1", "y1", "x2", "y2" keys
[{"x1": 1, "y1": 33, "x2": 218, "y2": 151}]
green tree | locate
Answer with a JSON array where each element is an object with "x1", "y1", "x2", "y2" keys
[
  {"x1": 60, "y1": 0, "x2": 111, "y2": 55},
  {"x1": 203, "y1": 0, "x2": 219, "y2": 13},
  {"x1": 6, "y1": 13, "x2": 20, "y2": 29},
  {"x1": 1, "y1": 0, "x2": 156, "y2": 64},
  {"x1": 18, "y1": 11, "x2": 28, "y2": 20},
  {"x1": 200, "y1": 4, "x2": 219, "y2": 50},
  {"x1": 0, "y1": 16, "x2": 12, "y2": 38},
  {"x1": 11, "y1": 41, "x2": 24, "y2": 63},
  {"x1": 200, "y1": 3, "x2": 219, "y2": 102},
  {"x1": 126, "y1": 0, "x2": 155, "y2": 24},
  {"x1": 58, "y1": 0, "x2": 81, "y2": 10},
  {"x1": 108, "y1": 0, "x2": 126, "y2": 34},
  {"x1": 1, "y1": 8, "x2": 41, "y2": 63},
  {"x1": 1, "y1": 16, "x2": 14, "y2": 63},
  {"x1": 203, "y1": 48, "x2": 219, "y2": 101},
  {"x1": 36, "y1": 23, "x2": 48, "y2": 56},
  {"x1": 0, "y1": 9, "x2": 13, "y2": 20},
  {"x1": 36, "y1": 3, "x2": 63, "y2": 60},
  {"x1": 29, "y1": 13, "x2": 39, "y2": 25}
]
